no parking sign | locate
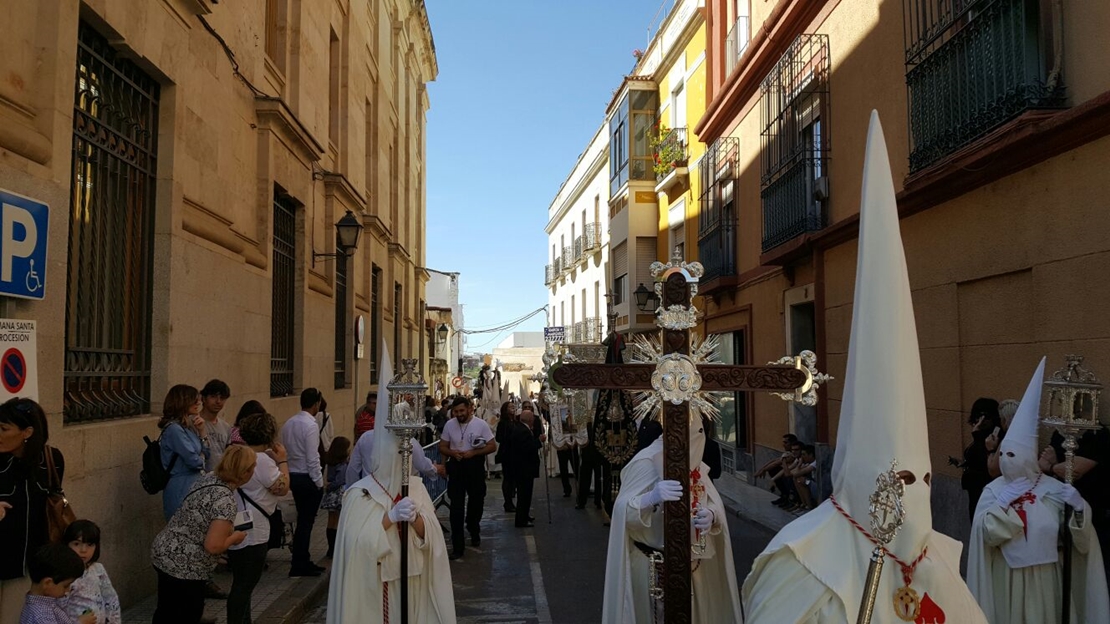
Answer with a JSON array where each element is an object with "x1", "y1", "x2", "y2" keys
[{"x1": 0, "y1": 319, "x2": 37, "y2": 402}]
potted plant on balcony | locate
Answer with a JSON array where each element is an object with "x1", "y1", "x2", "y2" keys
[{"x1": 650, "y1": 123, "x2": 688, "y2": 177}]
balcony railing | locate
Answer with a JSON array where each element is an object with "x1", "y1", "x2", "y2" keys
[
  {"x1": 699, "y1": 136, "x2": 740, "y2": 283},
  {"x1": 545, "y1": 264, "x2": 555, "y2": 286},
  {"x1": 553, "y1": 255, "x2": 562, "y2": 276},
  {"x1": 562, "y1": 246, "x2": 573, "y2": 272},
  {"x1": 583, "y1": 222, "x2": 601, "y2": 253},
  {"x1": 904, "y1": 0, "x2": 1066, "y2": 172},
  {"x1": 653, "y1": 127, "x2": 689, "y2": 182},
  {"x1": 761, "y1": 157, "x2": 827, "y2": 252},
  {"x1": 724, "y1": 15, "x2": 751, "y2": 77},
  {"x1": 568, "y1": 317, "x2": 603, "y2": 343},
  {"x1": 573, "y1": 236, "x2": 583, "y2": 264}
]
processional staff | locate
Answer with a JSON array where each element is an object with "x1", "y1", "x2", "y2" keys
[
  {"x1": 1040, "y1": 355, "x2": 1103, "y2": 624},
  {"x1": 385, "y1": 359, "x2": 432, "y2": 624}
]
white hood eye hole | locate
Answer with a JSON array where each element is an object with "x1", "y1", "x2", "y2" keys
[{"x1": 1005, "y1": 451, "x2": 1015, "y2": 458}]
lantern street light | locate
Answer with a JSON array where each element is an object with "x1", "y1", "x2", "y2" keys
[
  {"x1": 437, "y1": 323, "x2": 450, "y2": 344},
  {"x1": 312, "y1": 210, "x2": 364, "y2": 266},
  {"x1": 634, "y1": 282, "x2": 658, "y2": 312}
]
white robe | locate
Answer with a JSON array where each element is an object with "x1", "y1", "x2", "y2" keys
[
  {"x1": 601, "y1": 439, "x2": 744, "y2": 624},
  {"x1": 326, "y1": 477, "x2": 456, "y2": 624},
  {"x1": 743, "y1": 501, "x2": 987, "y2": 624},
  {"x1": 968, "y1": 476, "x2": 1110, "y2": 624}
]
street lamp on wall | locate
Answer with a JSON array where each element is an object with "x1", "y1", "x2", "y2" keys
[
  {"x1": 312, "y1": 210, "x2": 364, "y2": 266},
  {"x1": 437, "y1": 323, "x2": 449, "y2": 344},
  {"x1": 633, "y1": 282, "x2": 658, "y2": 312}
]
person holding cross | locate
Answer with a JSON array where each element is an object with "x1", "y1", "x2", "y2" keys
[
  {"x1": 968, "y1": 358, "x2": 1108, "y2": 623},
  {"x1": 601, "y1": 411, "x2": 743, "y2": 623},
  {"x1": 742, "y1": 112, "x2": 988, "y2": 623}
]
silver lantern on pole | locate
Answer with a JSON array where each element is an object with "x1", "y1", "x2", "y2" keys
[
  {"x1": 1039, "y1": 354, "x2": 1102, "y2": 624},
  {"x1": 1041, "y1": 355, "x2": 1102, "y2": 484},
  {"x1": 385, "y1": 358, "x2": 430, "y2": 624}
]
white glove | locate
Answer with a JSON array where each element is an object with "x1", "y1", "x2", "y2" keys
[
  {"x1": 692, "y1": 505, "x2": 714, "y2": 532},
  {"x1": 1056, "y1": 483, "x2": 1086, "y2": 512},
  {"x1": 641, "y1": 479, "x2": 683, "y2": 509},
  {"x1": 996, "y1": 477, "x2": 1033, "y2": 508},
  {"x1": 387, "y1": 497, "x2": 417, "y2": 523}
]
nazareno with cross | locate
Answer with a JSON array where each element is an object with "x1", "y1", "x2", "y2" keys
[{"x1": 548, "y1": 249, "x2": 831, "y2": 624}]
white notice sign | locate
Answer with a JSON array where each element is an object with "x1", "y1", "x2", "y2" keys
[{"x1": 0, "y1": 319, "x2": 37, "y2": 402}]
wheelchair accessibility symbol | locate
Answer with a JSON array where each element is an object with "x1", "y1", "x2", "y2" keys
[{"x1": 25, "y1": 260, "x2": 42, "y2": 294}]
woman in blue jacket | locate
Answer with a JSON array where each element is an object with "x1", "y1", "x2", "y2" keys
[{"x1": 158, "y1": 385, "x2": 208, "y2": 520}]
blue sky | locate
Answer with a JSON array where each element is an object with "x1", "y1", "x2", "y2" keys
[{"x1": 424, "y1": 1, "x2": 671, "y2": 352}]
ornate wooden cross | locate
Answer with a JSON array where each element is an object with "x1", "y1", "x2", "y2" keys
[{"x1": 548, "y1": 252, "x2": 829, "y2": 624}]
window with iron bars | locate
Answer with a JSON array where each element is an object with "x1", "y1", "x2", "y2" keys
[
  {"x1": 334, "y1": 255, "x2": 348, "y2": 389},
  {"x1": 371, "y1": 265, "x2": 381, "y2": 380},
  {"x1": 760, "y1": 34, "x2": 831, "y2": 253},
  {"x1": 903, "y1": 0, "x2": 1065, "y2": 172},
  {"x1": 698, "y1": 137, "x2": 740, "y2": 284},
  {"x1": 65, "y1": 21, "x2": 159, "y2": 423},
  {"x1": 271, "y1": 187, "x2": 297, "y2": 398}
]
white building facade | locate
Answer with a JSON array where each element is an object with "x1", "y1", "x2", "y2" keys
[
  {"x1": 545, "y1": 124, "x2": 611, "y2": 344},
  {"x1": 426, "y1": 269, "x2": 465, "y2": 394}
]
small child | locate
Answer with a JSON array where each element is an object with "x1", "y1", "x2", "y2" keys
[
  {"x1": 61, "y1": 521, "x2": 121, "y2": 624},
  {"x1": 20, "y1": 544, "x2": 95, "y2": 624},
  {"x1": 320, "y1": 436, "x2": 352, "y2": 558}
]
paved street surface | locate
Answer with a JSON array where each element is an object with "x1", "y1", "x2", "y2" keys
[{"x1": 299, "y1": 473, "x2": 775, "y2": 623}]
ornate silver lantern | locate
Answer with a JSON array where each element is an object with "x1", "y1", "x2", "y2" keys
[
  {"x1": 384, "y1": 357, "x2": 429, "y2": 624},
  {"x1": 1041, "y1": 355, "x2": 1103, "y2": 483}
]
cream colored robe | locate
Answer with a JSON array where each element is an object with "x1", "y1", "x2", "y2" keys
[
  {"x1": 743, "y1": 502, "x2": 988, "y2": 624},
  {"x1": 601, "y1": 439, "x2": 743, "y2": 624},
  {"x1": 326, "y1": 478, "x2": 456, "y2": 624},
  {"x1": 968, "y1": 476, "x2": 1109, "y2": 624}
]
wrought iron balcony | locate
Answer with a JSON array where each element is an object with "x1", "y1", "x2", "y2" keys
[
  {"x1": 562, "y1": 246, "x2": 573, "y2": 272},
  {"x1": 653, "y1": 127, "x2": 689, "y2": 182},
  {"x1": 553, "y1": 255, "x2": 562, "y2": 276},
  {"x1": 904, "y1": 0, "x2": 1066, "y2": 172},
  {"x1": 583, "y1": 222, "x2": 601, "y2": 253},
  {"x1": 761, "y1": 157, "x2": 827, "y2": 252},
  {"x1": 573, "y1": 236, "x2": 584, "y2": 264},
  {"x1": 545, "y1": 264, "x2": 555, "y2": 286},
  {"x1": 572, "y1": 321, "x2": 584, "y2": 343},
  {"x1": 699, "y1": 136, "x2": 740, "y2": 284},
  {"x1": 725, "y1": 15, "x2": 751, "y2": 77}
]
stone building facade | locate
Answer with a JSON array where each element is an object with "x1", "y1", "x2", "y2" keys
[
  {"x1": 0, "y1": 0, "x2": 435, "y2": 603},
  {"x1": 695, "y1": 0, "x2": 1110, "y2": 539}
]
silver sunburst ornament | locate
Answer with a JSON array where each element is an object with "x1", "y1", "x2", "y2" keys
[{"x1": 629, "y1": 332, "x2": 722, "y2": 425}]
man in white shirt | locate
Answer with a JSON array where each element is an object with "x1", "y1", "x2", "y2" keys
[
  {"x1": 345, "y1": 429, "x2": 443, "y2": 485},
  {"x1": 199, "y1": 379, "x2": 232, "y2": 471},
  {"x1": 280, "y1": 387, "x2": 326, "y2": 577},
  {"x1": 438, "y1": 395, "x2": 497, "y2": 559}
]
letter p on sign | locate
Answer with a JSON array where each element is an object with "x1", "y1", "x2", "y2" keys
[{"x1": 0, "y1": 189, "x2": 49, "y2": 301}]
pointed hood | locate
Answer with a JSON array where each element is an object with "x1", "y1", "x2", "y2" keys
[
  {"x1": 999, "y1": 357, "x2": 1046, "y2": 482},
  {"x1": 831, "y1": 110, "x2": 932, "y2": 557},
  {"x1": 369, "y1": 343, "x2": 403, "y2": 495}
]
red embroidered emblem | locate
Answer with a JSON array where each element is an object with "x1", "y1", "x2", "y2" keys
[
  {"x1": 1010, "y1": 492, "x2": 1037, "y2": 538},
  {"x1": 915, "y1": 592, "x2": 945, "y2": 624}
]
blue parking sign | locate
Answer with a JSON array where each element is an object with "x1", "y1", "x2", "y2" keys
[{"x1": 0, "y1": 189, "x2": 49, "y2": 300}]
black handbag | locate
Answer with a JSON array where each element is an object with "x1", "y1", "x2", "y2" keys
[{"x1": 239, "y1": 490, "x2": 285, "y2": 550}]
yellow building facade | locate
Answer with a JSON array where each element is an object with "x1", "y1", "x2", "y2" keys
[{"x1": 0, "y1": 0, "x2": 435, "y2": 603}]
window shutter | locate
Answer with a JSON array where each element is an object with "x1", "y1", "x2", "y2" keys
[
  {"x1": 636, "y1": 237, "x2": 658, "y2": 284},
  {"x1": 612, "y1": 242, "x2": 628, "y2": 276}
]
